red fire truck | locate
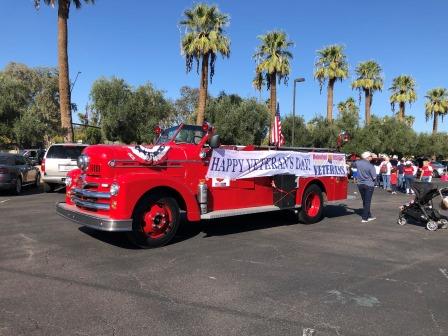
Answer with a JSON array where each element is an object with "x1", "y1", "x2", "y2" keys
[{"x1": 57, "y1": 123, "x2": 348, "y2": 248}]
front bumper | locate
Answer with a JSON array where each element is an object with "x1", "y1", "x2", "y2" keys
[
  {"x1": 43, "y1": 175, "x2": 67, "y2": 185},
  {"x1": 56, "y1": 202, "x2": 132, "y2": 232}
]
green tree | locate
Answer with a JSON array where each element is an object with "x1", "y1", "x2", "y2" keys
[
  {"x1": 314, "y1": 45, "x2": 349, "y2": 123},
  {"x1": 351, "y1": 60, "x2": 383, "y2": 125},
  {"x1": 0, "y1": 63, "x2": 61, "y2": 147},
  {"x1": 425, "y1": 88, "x2": 448, "y2": 134},
  {"x1": 349, "y1": 116, "x2": 417, "y2": 157},
  {"x1": 0, "y1": 74, "x2": 28, "y2": 145},
  {"x1": 90, "y1": 77, "x2": 173, "y2": 144},
  {"x1": 34, "y1": 0, "x2": 94, "y2": 143},
  {"x1": 336, "y1": 97, "x2": 359, "y2": 136},
  {"x1": 180, "y1": 3, "x2": 230, "y2": 126},
  {"x1": 307, "y1": 116, "x2": 339, "y2": 148},
  {"x1": 282, "y1": 115, "x2": 311, "y2": 147},
  {"x1": 171, "y1": 86, "x2": 200, "y2": 125},
  {"x1": 13, "y1": 109, "x2": 47, "y2": 148},
  {"x1": 206, "y1": 94, "x2": 269, "y2": 145},
  {"x1": 253, "y1": 31, "x2": 293, "y2": 123},
  {"x1": 389, "y1": 75, "x2": 417, "y2": 121}
]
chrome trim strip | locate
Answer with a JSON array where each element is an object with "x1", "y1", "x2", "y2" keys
[
  {"x1": 201, "y1": 205, "x2": 283, "y2": 219},
  {"x1": 72, "y1": 188, "x2": 111, "y2": 199},
  {"x1": 56, "y1": 202, "x2": 132, "y2": 232},
  {"x1": 72, "y1": 197, "x2": 110, "y2": 210}
]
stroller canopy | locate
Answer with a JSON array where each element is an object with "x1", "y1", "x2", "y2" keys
[{"x1": 411, "y1": 181, "x2": 439, "y2": 204}]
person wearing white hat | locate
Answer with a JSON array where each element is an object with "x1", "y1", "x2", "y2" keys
[{"x1": 356, "y1": 151, "x2": 377, "y2": 222}]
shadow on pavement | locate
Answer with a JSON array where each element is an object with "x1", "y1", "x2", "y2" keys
[
  {"x1": 78, "y1": 227, "x2": 140, "y2": 249},
  {"x1": 77, "y1": 205, "x2": 357, "y2": 248}
]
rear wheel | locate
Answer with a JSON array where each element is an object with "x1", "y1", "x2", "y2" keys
[
  {"x1": 299, "y1": 184, "x2": 324, "y2": 224},
  {"x1": 12, "y1": 177, "x2": 22, "y2": 195},
  {"x1": 44, "y1": 182, "x2": 58, "y2": 192},
  {"x1": 127, "y1": 194, "x2": 180, "y2": 248},
  {"x1": 34, "y1": 173, "x2": 40, "y2": 188}
]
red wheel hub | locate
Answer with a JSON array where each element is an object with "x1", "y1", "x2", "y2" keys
[
  {"x1": 142, "y1": 202, "x2": 173, "y2": 239},
  {"x1": 305, "y1": 192, "x2": 320, "y2": 217}
]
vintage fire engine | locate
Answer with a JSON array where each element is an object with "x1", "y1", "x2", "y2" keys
[{"x1": 56, "y1": 123, "x2": 348, "y2": 248}]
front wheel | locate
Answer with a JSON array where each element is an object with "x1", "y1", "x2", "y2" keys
[
  {"x1": 299, "y1": 184, "x2": 324, "y2": 224},
  {"x1": 397, "y1": 216, "x2": 407, "y2": 226},
  {"x1": 426, "y1": 221, "x2": 438, "y2": 231},
  {"x1": 127, "y1": 194, "x2": 180, "y2": 248}
]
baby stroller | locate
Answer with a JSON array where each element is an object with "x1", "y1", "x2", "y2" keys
[{"x1": 398, "y1": 181, "x2": 448, "y2": 231}]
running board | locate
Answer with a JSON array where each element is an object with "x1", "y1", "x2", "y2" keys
[{"x1": 201, "y1": 205, "x2": 283, "y2": 220}]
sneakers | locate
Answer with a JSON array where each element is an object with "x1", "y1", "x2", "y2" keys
[
  {"x1": 392, "y1": 191, "x2": 397, "y2": 194},
  {"x1": 361, "y1": 217, "x2": 376, "y2": 223},
  {"x1": 361, "y1": 219, "x2": 369, "y2": 223}
]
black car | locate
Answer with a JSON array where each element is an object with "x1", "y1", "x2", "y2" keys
[{"x1": 0, "y1": 153, "x2": 40, "y2": 195}]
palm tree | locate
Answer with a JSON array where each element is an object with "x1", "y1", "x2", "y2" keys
[
  {"x1": 389, "y1": 75, "x2": 417, "y2": 121},
  {"x1": 337, "y1": 97, "x2": 358, "y2": 117},
  {"x1": 180, "y1": 3, "x2": 230, "y2": 126},
  {"x1": 314, "y1": 45, "x2": 349, "y2": 123},
  {"x1": 425, "y1": 88, "x2": 448, "y2": 134},
  {"x1": 351, "y1": 60, "x2": 383, "y2": 125},
  {"x1": 34, "y1": 0, "x2": 94, "y2": 143},
  {"x1": 253, "y1": 31, "x2": 293, "y2": 122}
]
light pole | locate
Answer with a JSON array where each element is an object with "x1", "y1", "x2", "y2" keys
[{"x1": 292, "y1": 77, "x2": 305, "y2": 147}]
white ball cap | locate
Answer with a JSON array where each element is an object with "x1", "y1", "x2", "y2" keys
[{"x1": 361, "y1": 151, "x2": 372, "y2": 160}]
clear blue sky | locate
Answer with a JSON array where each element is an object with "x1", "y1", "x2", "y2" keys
[{"x1": 1, "y1": 0, "x2": 447, "y2": 132}]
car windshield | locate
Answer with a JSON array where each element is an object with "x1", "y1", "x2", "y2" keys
[
  {"x1": 46, "y1": 145, "x2": 85, "y2": 160},
  {"x1": 156, "y1": 125, "x2": 205, "y2": 145}
]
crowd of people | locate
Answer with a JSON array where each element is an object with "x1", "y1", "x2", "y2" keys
[
  {"x1": 350, "y1": 151, "x2": 438, "y2": 223},
  {"x1": 349, "y1": 154, "x2": 435, "y2": 195}
]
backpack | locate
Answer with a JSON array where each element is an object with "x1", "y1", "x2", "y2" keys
[{"x1": 380, "y1": 163, "x2": 387, "y2": 173}]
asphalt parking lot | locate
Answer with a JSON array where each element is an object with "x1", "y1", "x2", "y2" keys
[{"x1": 1, "y1": 183, "x2": 447, "y2": 336}]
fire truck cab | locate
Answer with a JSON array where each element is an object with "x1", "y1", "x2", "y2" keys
[{"x1": 57, "y1": 123, "x2": 347, "y2": 248}]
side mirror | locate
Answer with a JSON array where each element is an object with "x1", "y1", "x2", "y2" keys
[{"x1": 209, "y1": 134, "x2": 221, "y2": 149}]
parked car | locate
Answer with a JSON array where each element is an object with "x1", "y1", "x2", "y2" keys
[
  {"x1": 42, "y1": 143, "x2": 88, "y2": 191},
  {"x1": 19, "y1": 149, "x2": 46, "y2": 165},
  {"x1": 0, "y1": 153, "x2": 40, "y2": 195},
  {"x1": 430, "y1": 161, "x2": 446, "y2": 178}
]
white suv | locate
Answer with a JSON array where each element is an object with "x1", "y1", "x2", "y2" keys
[{"x1": 42, "y1": 143, "x2": 88, "y2": 191}]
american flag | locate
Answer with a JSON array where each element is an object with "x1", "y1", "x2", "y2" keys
[{"x1": 270, "y1": 103, "x2": 285, "y2": 147}]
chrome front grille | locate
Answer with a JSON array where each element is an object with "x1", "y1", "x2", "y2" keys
[{"x1": 71, "y1": 185, "x2": 111, "y2": 211}]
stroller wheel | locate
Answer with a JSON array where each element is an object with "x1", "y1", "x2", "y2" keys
[
  {"x1": 397, "y1": 216, "x2": 407, "y2": 226},
  {"x1": 426, "y1": 221, "x2": 438, "y2": 231},
  {"x1": 439, "y1": 219, "x2": 448, "y2": 229}
]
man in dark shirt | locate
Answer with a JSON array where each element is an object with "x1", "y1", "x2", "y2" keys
[{"x1": 357, "y1": 151, "x2": 377, "y2": 222}]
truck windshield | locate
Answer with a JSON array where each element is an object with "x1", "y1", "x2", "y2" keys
[{"x1": 156, "y1": 125, "x2": 206, "y2": 145}]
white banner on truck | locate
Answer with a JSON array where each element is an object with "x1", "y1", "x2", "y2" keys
[{"x1": 206, "y1": 149, "x2": 346, "y2": 179}]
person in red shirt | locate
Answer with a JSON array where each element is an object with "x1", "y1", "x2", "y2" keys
[
  {"x1": 390, "y1": 167, "x2": 398, "y2": 194},
  {"x1": 419, "y1": 160, "x2": 433, "y2": 183},
  {"x1": 403, "y1": 161, "x2": 416, "y2": 194}
]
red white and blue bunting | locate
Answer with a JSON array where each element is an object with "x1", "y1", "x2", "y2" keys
[{"x1": 127, "y1": 145, "x2": 170, "y2": 164}]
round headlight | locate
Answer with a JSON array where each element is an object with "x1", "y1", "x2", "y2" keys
[
  {"x1": 65, "y1": 176, "x2": 72, "y2": 187},
  {"x1": 110, "y1": 183, "x2": 120, "y2": 196},
  {"x1": 77, "y1": 155, "x2": 90, "y2": 170}
]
